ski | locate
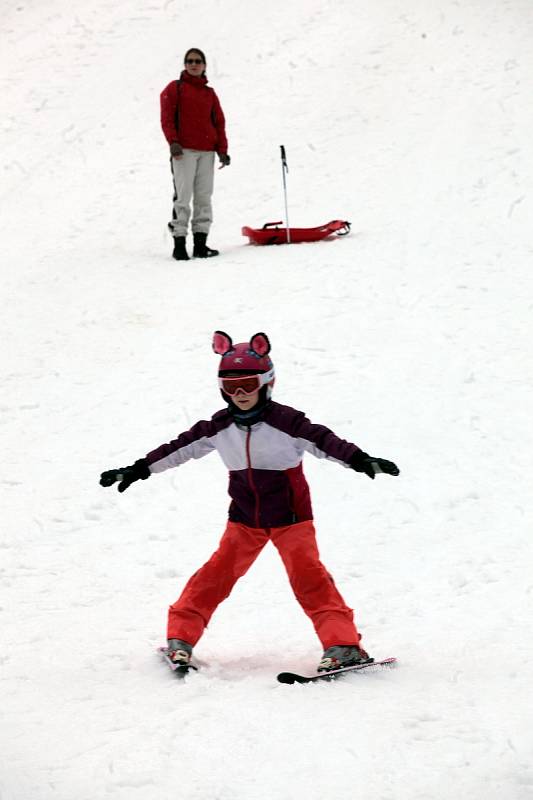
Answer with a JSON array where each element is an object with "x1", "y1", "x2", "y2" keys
[
  {"x1": 277, "y1": 657, "x2": 397, "y2": 684},
  {"x1": 157, "y1": 646, "x2": 198, "y2": 677}
]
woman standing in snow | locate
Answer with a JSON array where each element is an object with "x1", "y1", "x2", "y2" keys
[
  {"x1": 160, "y1": 48, "x2": 230, "y2": 261},
  {"x1": 100, "y1": 332, "x2": 400, "y2": 674}
]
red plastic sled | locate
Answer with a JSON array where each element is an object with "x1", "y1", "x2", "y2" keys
[{"x1": 241, "y1": 219, "x2": 351, "y2": 245}]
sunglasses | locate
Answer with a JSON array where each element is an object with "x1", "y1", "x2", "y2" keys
[{"x1": 185, "y1": 58, "x2": 204, "y2": 65}]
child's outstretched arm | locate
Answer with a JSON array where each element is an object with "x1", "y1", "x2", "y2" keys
[
  {"x1": 99, "y1": 415, "x2": 225, "y2": 492},
  {"x1": 273, "y1": 405, "x2": 400, "y2": 479}
]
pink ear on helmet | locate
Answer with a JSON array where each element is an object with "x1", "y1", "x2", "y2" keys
[
  {"x1": 212, "y1": 330, "x2": 233, "y2": 355},
  {"x1": 249, "y1": 332, "x2": 271, "y2": 356}
]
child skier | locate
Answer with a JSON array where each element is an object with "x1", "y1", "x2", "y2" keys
[{"x1": 100, "y1": 332, "x2": 400, "y2": 673}]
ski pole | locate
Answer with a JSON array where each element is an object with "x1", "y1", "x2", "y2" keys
[{"x1": 280, "y1": 145, "x2": 291, "y2": 243}]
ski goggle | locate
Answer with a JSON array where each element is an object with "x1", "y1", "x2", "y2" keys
[{"x1": 218, "y1": 369, "x2": 275, "y2": 396}]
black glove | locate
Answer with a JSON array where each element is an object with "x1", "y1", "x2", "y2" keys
[
  {"x1": 218, "y1": 153, "x2": 231, "y2": 167},
  {"x1": 170, "y1": 142, "x2": 183, "y2": 158},
  {"x1": 349, "y1": 451, "x2": 400, "y2": 480},
  {"x1": 99, "y1": 458, "x2": 151, "y2": 493}
]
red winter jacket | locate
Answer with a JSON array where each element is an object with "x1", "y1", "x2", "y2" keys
[{"x1": 160, "y1": 71, "x2": 228, "y2": 154}]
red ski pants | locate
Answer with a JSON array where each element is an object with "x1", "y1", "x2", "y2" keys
[{"x1": 167, "y1": 520, "x2": 362, "y2": 649}]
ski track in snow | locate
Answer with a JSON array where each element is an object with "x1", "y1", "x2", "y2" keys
[{"x1": 1, "y1": 1, "x2": 533, "y2": 799}]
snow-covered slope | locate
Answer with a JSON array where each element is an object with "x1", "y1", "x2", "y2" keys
[{"x1": 1, "y1": 2, "x2": 532, "y2": 798}]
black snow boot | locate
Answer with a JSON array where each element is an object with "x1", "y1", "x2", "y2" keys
[
  {"x1": 172, "y1": 236, "x2": 189, "y2": 261},
  {"x1": 193, "y1": 231, "x2": 219, "y2": 258}
]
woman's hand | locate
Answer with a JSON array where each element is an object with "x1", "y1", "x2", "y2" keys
[{"x1": 170, "y1": 142, "x2": 183, "y2": 159}]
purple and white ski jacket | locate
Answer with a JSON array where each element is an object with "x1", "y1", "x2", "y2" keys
[{"x1": 145, "y1": 401, "x2": 363, "y2": 528}]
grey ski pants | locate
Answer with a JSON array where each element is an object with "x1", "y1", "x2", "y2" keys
[{"x1": 169, "y1": 149, "x2": 215, "y2": 237}]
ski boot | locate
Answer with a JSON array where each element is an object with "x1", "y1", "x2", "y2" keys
[
  {"x1": 317, "y1": 645, "x2": 373, "y2": 673},
  {"x1": 193, "y1": 231, "x2": 219, "y2": 258},
  {"x1": 172, "y1": 236, "x2": 190, "y2": 261},
  {"x1": 166, "y1": 638, "x2": 193, "y2": 666}
]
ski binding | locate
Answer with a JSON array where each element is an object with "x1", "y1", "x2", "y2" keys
[
  {"x1": 277, "y1": 657, "x2": 397, "y2": 684},
  {"x1": 157, "y1": 646, "x2": 198, "y2": 676}
]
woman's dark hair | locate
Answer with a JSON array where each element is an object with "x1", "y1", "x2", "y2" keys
[{"x1": 184, "y1": 48, "x2": 206, "y2": 65}]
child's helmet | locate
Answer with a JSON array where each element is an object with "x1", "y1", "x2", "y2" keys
[{"x1": 212, "y1": 331, "x2": 275, "y2": 400}]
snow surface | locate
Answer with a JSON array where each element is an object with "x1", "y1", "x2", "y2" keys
[{"x1": 1, "y1": 1, "x2": 533, "y2": 798}]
